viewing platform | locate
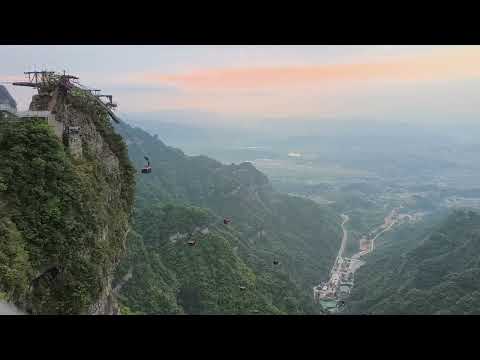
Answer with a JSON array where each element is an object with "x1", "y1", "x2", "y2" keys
[
  {"x1": 0, "y1": 105, "x2": 55, "y2": 121},
  {"x1": 0, "y1": 106, "x2": 61, "y2": 137}
]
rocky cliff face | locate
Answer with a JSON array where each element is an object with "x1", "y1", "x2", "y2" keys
[{"x1": 0, "y1": 89, "x2": 135, "y2": 314}]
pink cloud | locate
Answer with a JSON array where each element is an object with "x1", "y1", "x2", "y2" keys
[{"x1": 122, "y1": 46, "x2": 480, "y2": 93}]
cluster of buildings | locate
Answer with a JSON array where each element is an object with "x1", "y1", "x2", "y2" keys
[{"x1": 313, "y1": 256, "x2": 357, "y2": 312}]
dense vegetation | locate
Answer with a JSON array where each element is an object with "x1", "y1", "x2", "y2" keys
[
  {"x1": 346, "y1": 210, "x2": 480, "y2": 314},
  {"x1": 0, "y1": 95, "x2": 135, "y2": 314},
  {"x1": 114, "y1": 122, "x2": 342, "y2": 314}
]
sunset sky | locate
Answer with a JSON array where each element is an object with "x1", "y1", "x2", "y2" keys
[{"x1": 1, "y1": 45, "x2": 479, "y2": 125}]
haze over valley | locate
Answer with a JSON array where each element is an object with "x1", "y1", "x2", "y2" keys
[{"x1": 127, "y1": 112, "x2": 480, "y2": 314}]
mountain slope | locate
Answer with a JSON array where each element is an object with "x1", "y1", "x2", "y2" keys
[
  {"x1": 347, "y1": 210, "x2": 480, "y2": 314},
  {"x1": 114, "y1": 122, "x2": 342, "y2": 314}
]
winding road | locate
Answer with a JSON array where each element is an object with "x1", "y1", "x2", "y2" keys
[
  {"x1": 315, "y1": 208, "x2": 404, "y2": 309},
  {"x1": 352, "y1": 207, "x2": 400, "y2": 259},
  {"x1": 331, "y1": 214, "x2": 349, "y2": 275}
]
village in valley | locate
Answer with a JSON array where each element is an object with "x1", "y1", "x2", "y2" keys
[{"x1": 313, "y1": 207, "x2": 424, "y2": 313}]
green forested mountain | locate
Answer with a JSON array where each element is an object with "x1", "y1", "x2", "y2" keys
[
  {"x1": 347, "y1": 210, "x2": 480, "y2": 314},
  {"x1": 0, "y1": 95, "x2": 135, "y2": 314},
  {"x1": 114, "y1": 122, "x2": 342, "y2": 314}
]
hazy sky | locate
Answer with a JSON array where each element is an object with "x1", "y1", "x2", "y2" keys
[{"x1": 1, "y1": 45, "x2": 479, "y2": 125}]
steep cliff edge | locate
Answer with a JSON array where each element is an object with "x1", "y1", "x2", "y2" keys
[{"x1": 0, "y1": 89, "x2": 135, "y2": 314}]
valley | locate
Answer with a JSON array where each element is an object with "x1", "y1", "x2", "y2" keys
[
  {"x1": 112, "y1": 122, "x2": 344, "y2": 314},
  {"x1": 140, "y1": 120, "x2": 480, "y2": 314},
  {"x1": 313, "y1": 207, "x2": 423, "y2": 313}
]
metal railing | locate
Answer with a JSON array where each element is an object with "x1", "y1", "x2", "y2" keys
[{"x1": 17, "y1": 110, "x2": 53, "y2": 118}]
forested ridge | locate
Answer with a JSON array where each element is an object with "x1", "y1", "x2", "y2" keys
[
  {"x1": 114, "y1": 122, "x2": 342, "y2": 314},
  {"x1": 347, "y1": 210, "x2": 480, "y2": 314}
]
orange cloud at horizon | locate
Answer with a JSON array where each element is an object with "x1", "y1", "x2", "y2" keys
[
  {"x1": 123, "y1": 46, "x2": 480, "y2": 92},
  {"x1": 114, "y1": 46, "x2": 480, "y2": 118}
]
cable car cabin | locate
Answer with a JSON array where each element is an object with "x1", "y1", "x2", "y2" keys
[
  {"x1": 141, "y1": 166, "x2": 152, "y2": 174},
  {"x1": 273, "y1": 260, "x2": 279, "y2": 265},
  {"x1": 141, "y1": 157, "x2": 152, "y2": 174},
  {"x1": 239, "y1": 286, "x2": 246, "y2": 291},
  {"x1": 187, "y1": 239, "x2": 196, "y2": 246},
  {"x1": 223, "y1": 218, "x2": 231, "y2": 225}
]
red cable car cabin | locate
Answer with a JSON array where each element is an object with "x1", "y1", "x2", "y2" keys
[
  {"x1": 141, "y1": 157, "x2": 152, "y2": 174},
  {"x1": 141, "y1": 165, "x2": 152, "y2": 174}
]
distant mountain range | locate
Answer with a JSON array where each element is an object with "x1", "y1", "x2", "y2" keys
[{"x1": 0, "y1": 85, "x2": 17, "y2": 109}]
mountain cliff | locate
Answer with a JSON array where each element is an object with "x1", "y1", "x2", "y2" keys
[{"x1": 0, "y1": 88, "x2": 135, "y2": 314}]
